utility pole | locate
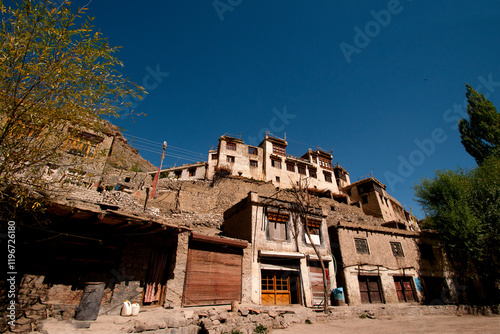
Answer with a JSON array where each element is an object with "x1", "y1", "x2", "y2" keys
[{"x1": 150, "y1": 141, "x2": 167, "y2": 200}]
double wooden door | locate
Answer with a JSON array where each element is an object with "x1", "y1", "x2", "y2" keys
[
  {"x1": 394, "y1": 276, "x2": 416, "y2": 302},
  {"x1": 261, "y1": 270, "x2": 300, "y2": 305},
  {"x1": 358, "y1": 276, "x2": 383, "y2": 304}
]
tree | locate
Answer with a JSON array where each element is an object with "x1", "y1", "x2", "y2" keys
[
  {"x1": 414, "y1": 155, "x2": 500, "y2": 303},
  {"x1": 458, "y1": 84, "x2": 500, "y2": 165},
  {"x1": 0, "y1": 1, "x2": 144, "y2": 218},
  {"x1": 290, "y1": 178, "x2": 330, "y2": 313}
]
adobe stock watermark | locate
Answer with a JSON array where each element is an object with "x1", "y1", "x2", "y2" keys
[
  {"x1": 384, "y1": 74, "x2": 500, "y2": 192},
  {"x1": 247, "y1": 106, "x2": 296, "y2": 146},
  {"x1": 5, "y1": 221, "x2": 17, "y2": 328},
  {"x1": 117, "y1": 64, "x2": 169, "y2": 120},
  {"x1": 339, "y1": 0, "x2": 407, "y2": 64},
  {"x1": 213, "y1": 0, "x2": 243, "y2": 22}
]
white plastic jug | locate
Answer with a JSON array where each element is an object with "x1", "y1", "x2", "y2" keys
[
  {"x1": 131, "y1": 303, "x2": 140, "y2": 316},
  {"x1": 121, "y1": 300, "x2": 132, "y2": 316}
]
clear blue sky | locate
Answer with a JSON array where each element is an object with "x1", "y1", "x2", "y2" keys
[{"x1": 78, "y1": 0, "x2": 500, "y2": 218}]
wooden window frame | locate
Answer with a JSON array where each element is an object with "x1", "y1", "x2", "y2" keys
[
  {"x1": 390, "y1": 242, "x2": 404, "y2": 257},
  {"x1": 226, "y1": 142, "x2": 236, "y2": 151},
  {"x1": 271, "y1": 158, "x2": 282, "y2": 169},
  {"x1": 267, "y1": 212, "x2": 289, "y2": 241},
  {"x1": 354, "y1": 238, "x2": 369, "y2": 254},
  {"x1": 309, "y1": 168, "x2": 317, "y2": 178},
  {"x1": 297, "y1": 165, "x2": 306, "y2": 175},
  {"x1": 248, "y1": 146, "x2": 258, "y2": 155},
  {"x1": 227, "y1": 155, "x2": 235, "y2": 163},
  {"x1": 323, "y1": 171, "x2": 332, "y2": 183},
  {"x1": 250, "y1": 160, "x2": 258, "y2": 167},
  {"x1": 272, "y1": 144, "x2": 286, "y2": 156}
]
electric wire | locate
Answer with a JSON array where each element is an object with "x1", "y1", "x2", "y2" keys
[
  {"x1": 131, "y1": 143, "x2": 204, "y2": 164},
  {"x1": 123, "y1": 134, "x2": 207, "y2": 159}
]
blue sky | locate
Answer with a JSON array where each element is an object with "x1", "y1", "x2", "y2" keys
[{"x1": 76, "y1": 0, "x2": 500, "y2": 218}]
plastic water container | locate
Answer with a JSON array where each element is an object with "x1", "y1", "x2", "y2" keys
[
  {"x1": 334, "y1": 287, "x2": 345, "y2": 301},
  {"x1": 121, "y1": 300, "x2": 132, "y2": 316},
  {"x1": 333, "y1": 287, "x2": 346, "y2": 306},
  {"x1": 131, "y1": 303, "x2": 140, "y2": 316}
]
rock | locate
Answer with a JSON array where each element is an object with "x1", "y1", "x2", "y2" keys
[
  {"x1": 183, "y1": 310, "x2": 194, "y2": 319},
  {"x1": 218, "y1": 313, "x2": 228, "y2": 323},
  {"x1": 248, "y1": 308, "x2": 261, "y2": 314},
  {"x1": 231, "y1": 301, "x2": 240, "y2": 313},
  {"x1": 212, "y1": 320, "x2": 221, "y2": 326},
  {"x1": 268, "y1": 311, "x2": 278, "y2": 318},
  {"x1": 239, "y1": 308, "x2": 249, "y2": 316}
]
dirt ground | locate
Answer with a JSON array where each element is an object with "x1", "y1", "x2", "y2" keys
[{"x1": 271, "y1": 315, "x2": 500, "y2": 334}]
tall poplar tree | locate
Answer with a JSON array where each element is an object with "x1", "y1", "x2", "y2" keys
[{"x1": 458, "y1": 84, "x2": 500, "y2": 165}]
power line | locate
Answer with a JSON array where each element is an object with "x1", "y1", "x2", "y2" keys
[
  {"x1": 123, "y1": 134, "x2": 206, "y2": 158},
  {"x1": 131, "y1": 144, "x2": 204, "y2": 162}
]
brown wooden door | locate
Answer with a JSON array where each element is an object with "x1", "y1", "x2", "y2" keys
[
  {"x1": 393, "y1": 276, "x2": 416, "y2": 302},
  {"x1": 309, "y1": 262, "x2": 329, "y2": 306},
  {"x1": 261, "y1": 271, "x2": 291, "y2": 305},
  {"x1": 183, "y1": 241, "x2": 243, "y2": 306},
  {"x1": 358, "y1": 276, "x2": 383, "y2": 304}
]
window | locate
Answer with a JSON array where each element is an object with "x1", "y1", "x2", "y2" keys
[
  {"x1": 267, "y1": 212, "x2": 289, "y2": 241},
  {"x1": 286, "y1": 163, "x2": 295, "y2": 172},
  {"x1": 324, "y1": 171, "x2": 332, "y2": 183},
  {"x1": 211, "y1": 154, "x2": 218, "y2": 160},
  {"x1": 309, "y1": 168, "x2": 317, "y2": 178},
  {"x1": 65, "y1": 138, "x2": 98, "y2": 158},
  {"x1": 272, "y1": 143, "x2": 286, "y2": 156},
  {"x1": 305, "y1": 219, "x2": 321, "y2": 245},
  {"x1": 188, "y1": 168, "x2": 196, "y2": 177},
  {"x1": 418, "y1": 244, "x2": 435, "y2": 262},
  {"x1": 174, "y1": 170, "x2": 182, "y2": 179},
  {"x1": 227, "y1": 156, "x2": 235, "y2": 163},
  {"x1": 271, "y1": 158, "x2": 282, "y2": 169},
  {"x1": 390, "y1": 242, "x2": 404, "y2": 257},
  {"x1": 226, "y1": 142, "x2": 236, "y2": 150},
  {"x1": 298, "y1": 165, "x2": 306, "y2": 175},
  {"x1": 354, "y1": 238, "x2": 369, "y2": 254},
  {"x1": 248, "y1": 146, "x2": 258, "y2": 155},
  {"x1": 250, "y1": 160, "x2": 258, "y2": 167},
  {"x1": 276, "y1": 176, "x2": 280, "y2": 182},
  {"x1": 361, "y1": 195, "x2": 368, "y2": 204},
  {"x1": 319, "y1": 157, "x2": 332, "y2": 169}
]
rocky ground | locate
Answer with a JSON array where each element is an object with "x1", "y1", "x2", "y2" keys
[
  {"x1": 273, "y1": 314, "x2": 500, "y2": 334},
  {"x1": 27, "y1": 303, "x2": 499, "y2": 334}
]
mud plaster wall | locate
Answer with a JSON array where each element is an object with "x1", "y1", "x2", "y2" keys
[
  {"x1": 164, "y1": 232, "x2": 189, "y2": 308},
  {"x1": 335, "y1": 227, "x2": 425, "y2": 305}
]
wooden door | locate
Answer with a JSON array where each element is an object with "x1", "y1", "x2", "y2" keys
[
  {"x1": 393, "y1": 276, "x2": 416, "y2": 302},
  {"x1": 183, "y1": 241, "x2": 243, "y2": 306},
  {"x1": 309, "y1": 262, "x2": 329, "y2": 306},
  {"x1": 261, "y1": 271, "x2": 291, "y2": 305},
  {"x1": 358, "y1": 276, "x2": 383, "y2": 304}
]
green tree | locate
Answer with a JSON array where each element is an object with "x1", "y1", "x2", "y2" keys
[
  {"x1": 415, "y1": 155, "x2": 500, "y2": 303},
  {"x1": 458, "y1": 84, "x2": 500, "y2": 165},
  {"x1": 0, "y1": 1, "x2": 144, "y2": 217}
]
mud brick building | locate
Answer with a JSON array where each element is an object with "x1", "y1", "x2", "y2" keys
[
  {"x1": 223, "y1": 192, "x2": 335, "y2": 308},
  {"x1": 328, "y1": 222, "x2": 456, "y2": 306},
  {"x1": 0, "y1": 126, "x2": 464, "y2": 334}
]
